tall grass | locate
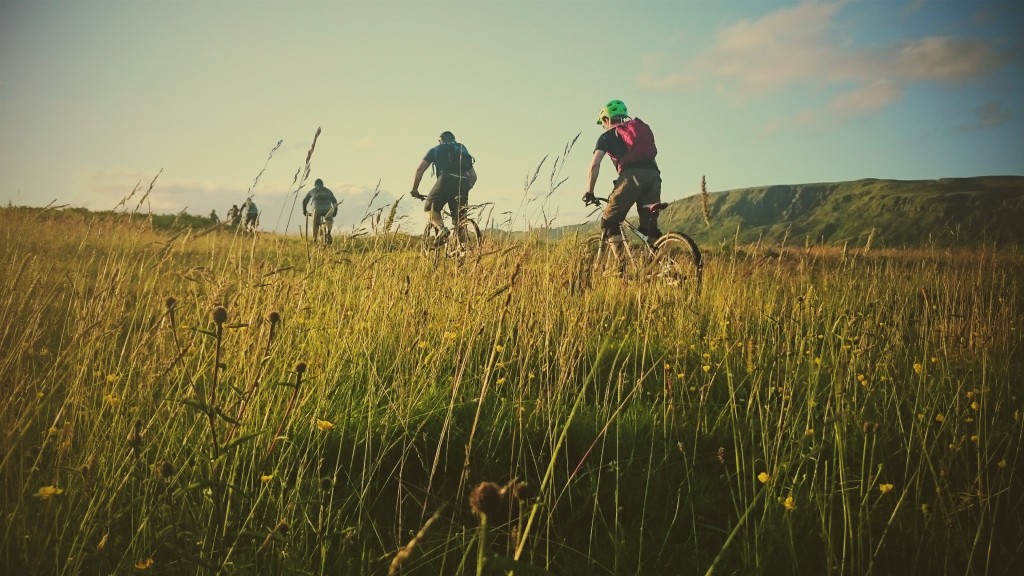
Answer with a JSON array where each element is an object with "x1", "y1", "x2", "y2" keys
[{"x1": 1, "y1": 205, "x2": 1021, "y2": 575}]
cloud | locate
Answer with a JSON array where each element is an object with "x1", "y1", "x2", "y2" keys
[
  {"x1": 829, "y1": 79, "x2": 903, "y2": 113},
  {"x1": 891, "y1": 37, "x2": 1006, "y2": 83},
  {"x1": 702, "y1": 1, "x2": 844, "y2": 93},
  {"x1": 640, "y1": 1, "x2": 1011, "y2": 119}
]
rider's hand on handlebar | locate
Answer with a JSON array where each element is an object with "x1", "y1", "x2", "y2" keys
[
  {"x1": 410, "y1": 190, "x2": 423, "y2": 199},
  {"x1": 582, "y1": 191, "x2": 597, "y2": 205}
]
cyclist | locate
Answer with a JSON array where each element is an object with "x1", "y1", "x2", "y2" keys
[
  {"x1": 302, "y1": 178, "x2": 339, "y2": 244},
  {"x1": 410, "y1": 131, "x2": 477, "y2": 245},
  {"x1": 241, "y1": 198, "x2": 259, "y2": 232},
  {"x1": 583, "y1": 99, "x2": 662, "y2": 261},
  {"x1": 227, "y1": 204, "x2": 241, "y2": 227}
]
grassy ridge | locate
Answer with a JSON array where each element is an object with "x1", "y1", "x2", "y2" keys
[
  {"x1": 654, "y1": 176, "x2": 1024, "y2": 248},
  {"x1": 1, "y1": 206, "x2": 1022, "y2": 575}
]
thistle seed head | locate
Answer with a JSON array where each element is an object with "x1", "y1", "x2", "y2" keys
[
  {"x1": 212, "y1": 306, "x2": 229, "y2": 326},
  {"x1": 469, "y1": 481, "x2": 504, "y2": 518}
]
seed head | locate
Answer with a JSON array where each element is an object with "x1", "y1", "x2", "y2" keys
[
  {"x1": 469, "y1": 481, "x2": 504, "y2": 518},
  {"x1": 158, "y1": 461, "x2": 175, "y2": 478},
  {"x1": 165, "y1": 296, "x2": 177, "y2": 311},
  {"x1": 509, "y1": 480, "x2": 536, "y2": 502},
  {"x1": 295, "y1": 362, "x2": 307, "y2": 374},
  {"x1": 268, "y1": 311, "x2": 281, "y2": 324},
  {"x1": 212, "y1": 306, "x2": 229, "y2": 326}
]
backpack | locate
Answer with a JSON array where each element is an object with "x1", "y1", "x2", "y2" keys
[
  {"x1": 434, "y1": 142, "x2": 474, "y2": 176},
  {"x1": 613, "y1": 118, "x2": 657, "y2": 170}
]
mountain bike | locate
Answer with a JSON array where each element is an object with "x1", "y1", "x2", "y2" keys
[
  {"x1": 411, "y1": 192, "x2": 483, "y2": 259},
  {"x1": 580, "y1": 196, "x2": 703, "y2": 293}
]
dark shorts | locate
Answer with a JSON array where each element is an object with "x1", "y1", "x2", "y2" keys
[
  {"x1": 425, "y1": 174, "x2": 471, "y2": 222},
  {"x1": 603, "y1": 167, "x2": 661, "y2": 236}
]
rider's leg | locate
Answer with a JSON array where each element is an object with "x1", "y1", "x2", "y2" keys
[
  {"x1": 312, "y1": 212, "x2": 323, "y2": 242},
  {"x1": 635, "y1": 170, "x2": 663, "y2": 241}
]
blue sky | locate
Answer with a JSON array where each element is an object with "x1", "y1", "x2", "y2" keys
[{"x1": 1, "y1": 0, "x2": 1021, "y2": 234}]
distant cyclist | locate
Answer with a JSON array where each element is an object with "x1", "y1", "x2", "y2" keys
[
  {"x1": 302, "y1": 178, "x2": 339, "y2": 244},
  {"x1": 227, "y1": 204, "x2": 241, "y2": 227},
  {"x1": 410, "y1": 131, "x2": 477, "y2": 245},
  {"x1": 241, "y1": 198, "x2": 259, "y2": 232},
  {"x1": 583, "y1": 99, "x2": 662, "y2": 260}
]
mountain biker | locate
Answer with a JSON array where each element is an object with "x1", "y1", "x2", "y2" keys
[
  {"x1": 583, "y1": 99, "x2": 663, "y2": 260},
  {"x1": 241, "y1": 198, "x2": 259, "y2": 231},
  {"x1": 302, "y1": 178, "x2": 339, "y2": 244},
  {"x1": 227, "y1": 204, "x2": 241, "y2": 227},
  {"x1": 410, "y1": 131, "x2": 477, "y2": 245}
]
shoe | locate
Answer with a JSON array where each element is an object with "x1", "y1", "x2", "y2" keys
[{"x1": 436, "y1": 226, "x2": 450, "y2": 246}]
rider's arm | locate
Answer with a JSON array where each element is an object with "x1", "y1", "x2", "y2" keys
[
  {"x1": 411, "y1": 159, "x2": 430, "y2": 193},
  {"x1": 467, "y1": 166, "x2": 478, "y2": 188},
  {"x1": 586, "y1": 149, "x2": 606, "y2": 194}
]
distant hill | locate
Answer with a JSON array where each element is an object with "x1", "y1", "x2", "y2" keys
[{"x1": 635, "y1": 176, "x2": 1024, "y2": 248}]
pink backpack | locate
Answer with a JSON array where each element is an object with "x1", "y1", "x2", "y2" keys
[{"x1": 613, "y1": 118, "x2": 657, "y2": 171}]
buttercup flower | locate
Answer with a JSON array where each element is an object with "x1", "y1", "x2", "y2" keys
[
  {"x1": 316, "y1": 419, "x2": 335, "y2": 431},
  {"x1": 783, "y1": 495, "x2": 796, "y2": 511},
  {"x1": 34, "y1": 485, "x2": 64, "y2": 500},
  {"x1": 879, "y1": 483, "x2": 894, "y2": 495},
  {"x1": 757, "y1": 472, "x2": 770, "y2": 484}
]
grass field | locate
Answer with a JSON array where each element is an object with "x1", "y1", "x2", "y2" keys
[{"x1": 1, "y1": 205, "x2": 1021, "y2": 575}]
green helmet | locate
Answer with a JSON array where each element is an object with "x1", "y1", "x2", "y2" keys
[{"x1": 597, "y1": 99, "x2": 628, "y2": 125}]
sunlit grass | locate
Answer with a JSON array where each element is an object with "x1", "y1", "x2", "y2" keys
[{"x1": 1, "y1": 204, "x2": 1021, "y2": 575}]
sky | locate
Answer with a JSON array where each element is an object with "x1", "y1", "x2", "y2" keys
[{"x1": 2, "y1": 0, "x2": 1022, "y2": 235}]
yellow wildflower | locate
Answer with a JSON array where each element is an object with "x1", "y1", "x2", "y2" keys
[
  {"x1": 135, "y1": 558, "x2": 154, "y2": 570},
  {"x1": 443, "y1": 331, "x2": 457, "y2": 341},
  {"x1": 997, "y1": 459, "x2": 1007, "y2": 469},
  {"x1": 104, "y1": 394, "x2": 120, "y2": 407},
  {"x1": 494, "y1": 344, "x2": 504, "y2": 352},
  {"x1": 920, "y1": 504, "x2": 929, "y2": 514},
  {"x1": 757, "y1": 472, "x2": 770, "y2": 484},
  {"x1": 496, "y1": 378, "x2": 506, "y2": 385},
  {"x1": 970, "y1": 401, "x2": 979, "y2": 411},
  {"x1": 417, "y1": 341, "x2": 427, "y2": 349},
  {"x1": 34, "y1": 485, "x2": 64, "y2": 500},
  {"x1": 913, "y1": 363, "x2": 923, "y2": 374},
  {"x1": 315, "y1": 419, "x2": 335, "y2": 431},
  {"x1": 783, "y1": 495, "x2": 796, "y2": 511},
  {"x1": 935, "y1": 413, "x2": 945, "y2": 423},
  {"x1": 702, "y1": 365, "x2": 711, "y2": 373},
  {"x1": 260, "y1": 474, "x2": 274, "y2": 483},
  {"x1": 106, "y1": 374, "x2": 120, "y2": 385},
  {"x1": 879, "y1": 483, "x2": 894, "y2": 495}
]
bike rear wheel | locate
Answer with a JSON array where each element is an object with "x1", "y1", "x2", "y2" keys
[{"x1": 647, "y1": 233, "x2": 703, "y2": 294}]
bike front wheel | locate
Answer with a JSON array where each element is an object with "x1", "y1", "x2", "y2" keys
[
  {"x1": 647, "y1": 233, "x2": 703, "y2": 294},
  {"x1": 453, "y1": 219, "x2": 483, "y2": 255},
  {"x1": 421, "y1": 223, "x2": 443, "y2": 257}
]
